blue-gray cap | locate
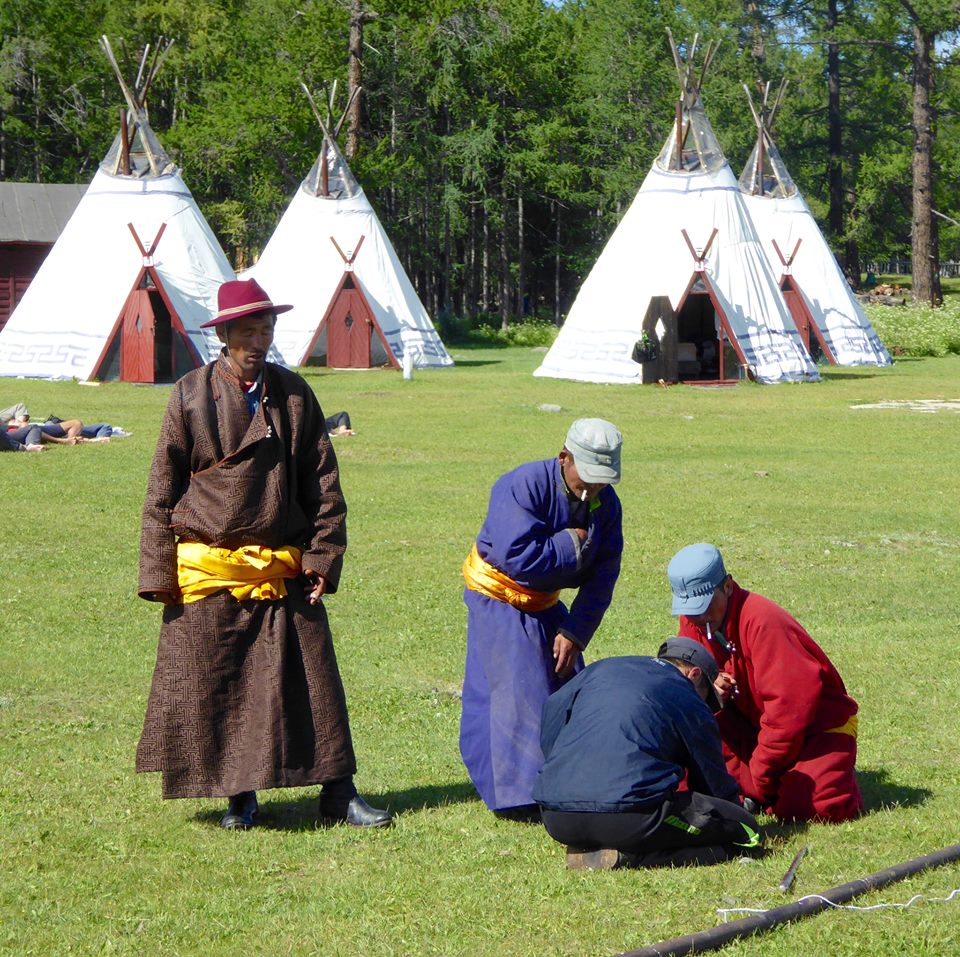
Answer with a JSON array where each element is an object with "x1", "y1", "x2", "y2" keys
[
  {"x1": 668, "y1": 543, "x2": 727, "y2": 616},
  {"x1": 564, "y1": 418, "x2": 622, "y2": 485}
]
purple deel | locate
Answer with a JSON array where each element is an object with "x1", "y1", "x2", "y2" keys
[{"x1": 459, "y1": 458, "x2": 623, "y2": 810}]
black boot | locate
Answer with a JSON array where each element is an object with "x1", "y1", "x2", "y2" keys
[
  {"x1": 220, "y1": 791, "x2": 258, "y2": 830},
  {"x1": 319, "y1": 777, "x2": 392, "y2": 828}
]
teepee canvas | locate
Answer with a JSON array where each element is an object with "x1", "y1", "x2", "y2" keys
[
  {"x1": 738, "y1": 82, "x2": 891, "y2": 367},
  {"x1": 243, "y1": 85, "x2": 452, "y2": 370},
  {"x1": 0, "y1": 38, "x2": 236, "y2": 382},
  {"x1": 535, "y1": 35, "x2": 817, "y2": 385}
]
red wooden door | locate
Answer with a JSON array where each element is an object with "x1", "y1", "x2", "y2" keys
[
  {"x1": 326, "y1": 283, "x2": 372, "y2": 368},
  {"x1": 781, "y1": 280, "x2": 811, "y2": 351},
  {"x1": 120, "y1": 287, "x2": 156, "y2": 382}
]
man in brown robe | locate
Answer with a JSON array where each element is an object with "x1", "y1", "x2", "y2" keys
[{"x1": 136, "y1": 278, "x2": 391, "y2": 830}]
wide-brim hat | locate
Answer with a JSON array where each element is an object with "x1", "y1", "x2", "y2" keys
[
  {"x1": 565, "y1": 418, "x2": 622, "y2": 485},
  {"x1": 200, "y1": 278, "x2": 293, "y2": 328},
  {"x1": 657, "y1": 636, "x2": 723, "y2": 712},
  {"x1": 668, "y1": 543, "x2": 727, "y2": 616}
]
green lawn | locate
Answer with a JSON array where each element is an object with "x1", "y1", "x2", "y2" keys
[{"x1": 2, "y1": 349, "x2": 960, "y2": 956}]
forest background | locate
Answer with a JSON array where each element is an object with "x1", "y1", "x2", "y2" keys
[{"x1": 2, "y1": 0, "x2": 960, "y2": 331}]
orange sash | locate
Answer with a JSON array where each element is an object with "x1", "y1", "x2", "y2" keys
[
  {"x1": 825, "y1": 714, "x2": 859, "y2": 739},
  {"x1": 462, "y1": 543, "x2": 560, "y2": 612},
  {"x1": 176, "y1": 542, "x2": 303, "y2": 604}
]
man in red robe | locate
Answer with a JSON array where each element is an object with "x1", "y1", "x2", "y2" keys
[{"x1": 668, "y1": 543, "x2": 863, "y2": 823}]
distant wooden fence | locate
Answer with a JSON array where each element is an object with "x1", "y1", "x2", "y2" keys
[{"x1": 865, "y1": 259, "x2": 960, "y2": 278}]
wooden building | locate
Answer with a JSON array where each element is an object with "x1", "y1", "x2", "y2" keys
[{"x1": 0, "y1": 183, "x2": 87, "y2": 332}]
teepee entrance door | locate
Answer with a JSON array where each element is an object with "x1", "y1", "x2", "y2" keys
[
  {"x1": 781, "y1": 278, "x2": 815, "y2": 352},
  {"x1": 773, "y1": 241, "x2": 835, "y2": 365},
  {"x1": 327, "y1": 276, "x2": 373, "y2": 367},
  {"x1": 119, "y1": 283, "x2": 175, "y2": 383},
  {"x1": 91, "y1": 223, "x2": 203, "y2": 383},
  {"x1": 677, "y1": 228, "x2": 746, "y2": 382},
  {"x1": 120, "y1": 288, "x2": 156, "y2": 382},
  {"x1": 307, "y1": 236, "x2": 401, "y2": 370}
]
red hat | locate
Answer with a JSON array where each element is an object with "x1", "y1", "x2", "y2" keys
[{"x1": 200, "y1": 278, "x2": 293, "y2": 328}]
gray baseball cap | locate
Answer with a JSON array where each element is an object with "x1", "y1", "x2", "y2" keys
[
  {"x1": 668, "y1": 543, "x2": 727, "y2": 616},
  {"x1": 564, "y1": 418, "x2": 622, "y2": 485},
  {"x1": 657, "y1": 636, "x2": 723, "y2": 712}
]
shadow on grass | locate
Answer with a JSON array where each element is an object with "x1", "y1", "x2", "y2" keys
[
  {"x1": 192, "y1": 780, "x2": 480, "y2": 831},
  {"x1": 446, "y1": 357, "x2": 506, "y2": 367},
  {"x1": 756, "y1": 818, "x2": 811, "y2": 849},
  {"x1": 858, "y1": 766, "x2": 932, "y2": 812},
  {"x1": 818, "y1": 370, "x2": 886, "y2": 380}
]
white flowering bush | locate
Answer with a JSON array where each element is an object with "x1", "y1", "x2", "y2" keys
[{"x1": 865, "y1": 298, "x2": 960, "y2": 356}]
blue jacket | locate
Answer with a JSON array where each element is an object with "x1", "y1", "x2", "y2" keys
[{"x1": 532, "y1": 656, "x2": 740, "y2": 812}]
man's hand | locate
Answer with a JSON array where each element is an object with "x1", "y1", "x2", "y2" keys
[
  {"x1": 553, "y1": 634, "x2": 581, "y2": 677},
  {"x1": 303, "y1": 569, "x2": 327, "y2": 605},
  {"x1": 714, "y1": 671, "x2": 737, "y2": 705}
]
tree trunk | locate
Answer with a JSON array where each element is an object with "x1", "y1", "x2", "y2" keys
[
  {"x1": 517, "y1": 191, "x2": 525, "y2": 321},
  {"x1": 346, "y1": 0, "x2": 367, "y2": 160},
  {"x1": 908, "y1": 19, "x2": 940, "y2": 305},
  {"x1": 467, "y1": 200, "x2": 477, "y2": 320},
  {"x1": 499, "y1": 188, "x2": 510, "y2": 330},
  {"x1": 482, "y1": 205, "x2": 490, "y2": 314},
  {"x1": 845, "y1": 181, "x2": 861, "y2": 290},
  {"x1": 743, "y1": 0, "x2": 766, "y2": 80},
  {"x1": 554, "y1": 202, "x2": 562, "y2": 325},
  {"x1": 33, "y1": 65, "x2": 41, "y2": 182},
  {"x1": 443, "y1": 204, "x2": 451, "y2": 317},
  {"x1": 826, "y1": 0, "x2": 844, "y2": 256}
]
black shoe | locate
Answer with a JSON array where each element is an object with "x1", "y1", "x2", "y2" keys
[
  {"x1": 220, "y1": 791, "x2": 258, "y2": 830},
  {"x1": 320, "y1": 793, "x2": 392, "y2": 828}
]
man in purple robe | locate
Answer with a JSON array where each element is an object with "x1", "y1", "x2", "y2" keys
[{"x1": 460, "y1": 419, "x2": 624, "y2": 818}]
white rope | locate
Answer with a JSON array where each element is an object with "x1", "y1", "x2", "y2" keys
[{"x1": 718, "y1": 888, "x2": 960, "y2": 920}]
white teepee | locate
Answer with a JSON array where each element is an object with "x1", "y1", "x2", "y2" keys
[
  {"x1": 535, "y1": 35, "x2": 818, "y2": 385},
  {"x1": 243, "y1": 85, "x2": 452, "y2": 370},
  {"x1": 0, "y1": 38, "x2": 239, "y2": 383},
  {"x1": 738, "y1": 82, "x2": 891, "y2": 367}
]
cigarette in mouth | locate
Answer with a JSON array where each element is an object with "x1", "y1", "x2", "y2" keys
[{"x1": 580, "y1": 489, "x2": 588, "y2": 502}]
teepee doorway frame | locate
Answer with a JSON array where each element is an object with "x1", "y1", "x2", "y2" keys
[
  {"x1": 673, "y1": 228, "x2": 748, "y2": 383},
  {"x1": 301, "y1": 236, "x2": 402, "y2": 369},
  {"x1": 90, "y1": 223, "x2": 205, "y2": 382},
  {"x1": 771, "y1": 237, "x2": 837, "y2": 364}
]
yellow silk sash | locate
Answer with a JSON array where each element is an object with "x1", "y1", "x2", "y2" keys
[
  {"x1": 176, "y1": 542, "x2": 303, "y2": 604},
  {"x1": 825, "y1": 714, "x2": 859, "y2": 739},
  {"x1": 462, "y1": 543, "x2": 560, "y2": 612}
]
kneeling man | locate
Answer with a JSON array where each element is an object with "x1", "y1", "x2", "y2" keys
[
  {"x1": 668, "y1": 543, "x2": 863, "y2": 823},
  {"x1": 533, "y1": 638, "x2": 760, "y2": 869}
]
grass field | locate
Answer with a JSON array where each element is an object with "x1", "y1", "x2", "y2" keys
[{"x1": 2, "y1": 347, "x2": 960, "y2": 956}]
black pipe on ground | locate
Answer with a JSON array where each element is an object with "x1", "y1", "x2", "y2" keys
[{"x1": 616, "y1": 843, "x2": 960, "y2": 957}]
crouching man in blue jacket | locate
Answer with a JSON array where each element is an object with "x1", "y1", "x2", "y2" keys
[{"x1": 533, "y1": 637, "x2": 761, "y2": 869}]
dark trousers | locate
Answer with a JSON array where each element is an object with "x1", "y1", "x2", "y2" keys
[{"x1": 541, "y1": 791, "x2": 759, "y2": 868}]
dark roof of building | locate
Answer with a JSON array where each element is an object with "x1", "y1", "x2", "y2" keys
[{"x1": 0, "y1": 182, "x2": 87, "y2": 243}]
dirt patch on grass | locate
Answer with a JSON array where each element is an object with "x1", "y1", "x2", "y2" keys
[{"x1": 850, "y1": 399, "x2": 960, "y2": 413}]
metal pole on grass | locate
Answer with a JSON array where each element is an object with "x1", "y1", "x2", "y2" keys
[{"x1": 615, "y1": 843, "x2": 960, "y2": 957}]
